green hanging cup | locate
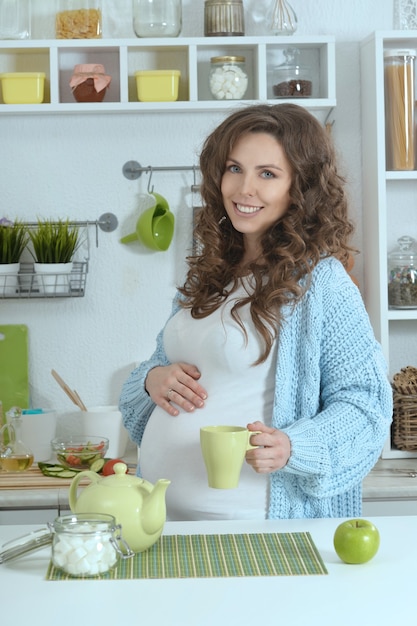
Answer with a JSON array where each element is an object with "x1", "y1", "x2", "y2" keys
[{"x1": 120, "y1": 192, "x2": 175, "y2": 251}]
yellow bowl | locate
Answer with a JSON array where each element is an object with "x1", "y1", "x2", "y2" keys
[
  {"x1": 135, "y1": 70, "x2": 180, "y2": 102},
  {"x1": 0, "y1": 72, "x2": 46, "y2": 104}
]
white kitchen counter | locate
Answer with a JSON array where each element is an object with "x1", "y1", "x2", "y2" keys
[
  {"x1": 362, "y1": 457, "x2": 417, "y2": 499},
  {"x1": 2, "y1": 457, "x2": 417, "y2": 519},
  {"x1": 0, "y1": 516, "x2": 415, "y2": 625}
]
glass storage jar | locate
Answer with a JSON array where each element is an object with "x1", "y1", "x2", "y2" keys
[
  {"x1": 132, "y1": 0, "x2": 182, "y2": 38},
  {"x1": 56, "y1": 0, "x2": 102, "y2": 39},
  {"x1": 388, "y1": 235, "x2": 417, "y2": 308},
  {"x1": 0, "y1": 513, "x2": 134, "y2": 572},
  {"x1": 273, "y1": 48, "x2": 312, "y2": 97},
  {"x1": 48, "y1": 514, "x2": 133, "y2": 577},
  {"x1": 209, "y1": 55, "x2": 248, "y2": 100},
  {"x1": 0, "y1": 0, "x2": 31, "y2": 40},
  {"x1": 384, "y1": 49, "x2": 416, "y2": 171}
]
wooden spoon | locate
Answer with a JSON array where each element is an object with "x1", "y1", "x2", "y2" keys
[{"x1": 51, "y1": 369, "x2": 87, "y2": 411}]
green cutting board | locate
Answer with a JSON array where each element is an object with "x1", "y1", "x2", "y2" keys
[{"x1": 0, "y1": 325, "x2": 29, "y2": 415}]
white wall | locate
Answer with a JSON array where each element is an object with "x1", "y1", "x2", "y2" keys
[{"x1": 0, "y1": 0, "x2": 396, "y2": 412}]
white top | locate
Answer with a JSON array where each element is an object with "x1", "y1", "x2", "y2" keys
[
  {"x1": 0, "y1": 516, "x2": 415, "y2": 625},
  {"x1": 139, "y1": 280, "x2": 277, "y2": 521}
]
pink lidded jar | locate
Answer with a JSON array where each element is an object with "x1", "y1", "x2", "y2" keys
[{"x1": 69, "y1": 64, "x2": 111, "y2": 102}]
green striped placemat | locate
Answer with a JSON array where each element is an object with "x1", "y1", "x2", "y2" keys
[{"x1": 46, "y1": 532, "x2": 328, "y2": 580}]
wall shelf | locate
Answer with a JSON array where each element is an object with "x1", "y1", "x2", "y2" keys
[
  {"x1": 0, "y1": 261, "x2": 88, "y2": 299},
  {"x1": 0, "y1": 213, "x2": 117, "y2": 300},
  {"x1": 0, "y1": 35, "x2": 336, "y2": 117}
]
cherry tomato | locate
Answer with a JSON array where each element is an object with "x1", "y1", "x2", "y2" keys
[{"x1": 102, "y1": 458, "x2": 127, "y2": 476}]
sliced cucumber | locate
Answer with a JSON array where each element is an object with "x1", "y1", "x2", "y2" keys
[
  {"x1": 39, "y1": 464, "x2": 66, "y2": 473},
  {"x1": 89, "y1": 458, "x2": 105, "y2": 473},
  {"x1": 88, "y1": 453, "x2": 102, "y2": 463},
  {"x1": 58, "y1": 470, "x2": 79, "y2": 478},
  {"x1": 82, "y1": 452, "x2": 97, "y2": 462},
  {"x1": 38, "y1": 462, "x2": 82, "y2": 478}
]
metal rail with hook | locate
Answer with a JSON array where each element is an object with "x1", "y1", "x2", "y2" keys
[
  {"x1": 122, "y1": 161, "x2": 201, "y2": 192},
  {"x1": 22, "y1": 213, "x2": 118, "y2": 247},
  {"x1": 122, "y1": 112, "x2": 335, "y2": 189}
]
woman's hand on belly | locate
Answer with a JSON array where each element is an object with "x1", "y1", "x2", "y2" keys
[
  {"x1": 145, "y1": 363, "x2": 208, "y2": 417},
  {"x1": 245, "y1": 421, "x2": 291, "y2": 473}
]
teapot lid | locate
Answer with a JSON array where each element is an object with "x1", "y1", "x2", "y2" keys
[{"x1": 98, "y1": 462, "x2": 150, "y2": 489}]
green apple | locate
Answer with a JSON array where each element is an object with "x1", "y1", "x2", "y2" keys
[{"x1": 333, "y1": 518, "x2": 380, "y2": 564}]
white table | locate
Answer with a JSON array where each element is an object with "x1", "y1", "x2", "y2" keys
[{"x1": 0, "y1": 516, "x2": 413, "y2": 625}]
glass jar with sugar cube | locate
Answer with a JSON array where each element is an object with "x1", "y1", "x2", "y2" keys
[
  {"x1": 209, "y1": 56, "x2": 248, "y2": 100},
  {"x1": 49, "y1": 514, "x2": 133, "y2": 577}
]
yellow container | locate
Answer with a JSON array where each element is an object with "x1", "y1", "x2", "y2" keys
[
  {"x1": 0, "y1": 72, "x2": 46, "y2": 104},
  {"x1": 135, "y1": 70, "x2": 180, "y2": 102}
]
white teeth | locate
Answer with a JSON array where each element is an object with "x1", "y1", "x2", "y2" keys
[{"x1": 236, "y1": 203, "x2": 261, "y2": 214}]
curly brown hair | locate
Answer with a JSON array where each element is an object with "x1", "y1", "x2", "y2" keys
[{"x1": 178, "y1": 103, "x2": 355, "y2": 363}]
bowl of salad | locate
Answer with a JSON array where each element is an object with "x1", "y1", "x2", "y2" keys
[{"x1": 51, "y1": 436, "x2": 109, "y2": 471}]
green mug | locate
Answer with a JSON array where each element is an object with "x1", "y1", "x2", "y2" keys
[{"x1": 200, "y1": 425, "x2": 260, "y2": 490}]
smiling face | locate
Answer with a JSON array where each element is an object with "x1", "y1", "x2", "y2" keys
[{"x1": 221, "y1": 131, "x2": 293, "y2": 261}]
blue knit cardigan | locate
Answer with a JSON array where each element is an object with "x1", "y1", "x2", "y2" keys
[{"x1": 119, "y1": 257, "x2": 393, "y2": 519}]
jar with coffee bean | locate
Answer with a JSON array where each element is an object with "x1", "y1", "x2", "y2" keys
[{"x1": 273, "y1": 48, "x2": 312, "y2": 98}]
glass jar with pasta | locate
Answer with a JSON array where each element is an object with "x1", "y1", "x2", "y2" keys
[
  {"x1": 56, "y1": 0, "x2": 102, "y2": 39},
  {"x1": 384, "y1": 48, "x2": 416, "y2": 171}
]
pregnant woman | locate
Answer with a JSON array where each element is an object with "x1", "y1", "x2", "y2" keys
[{"x1": 119, "y1": 103, "x2": 392, "y2": 521}]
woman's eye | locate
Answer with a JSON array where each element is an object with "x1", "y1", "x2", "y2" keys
[
  {"x1": 227, "y1": 164, "x2": 241, "y2": 173},
  {"x1": 261, "y1": 170, "x2": 275, "y2": 179}
]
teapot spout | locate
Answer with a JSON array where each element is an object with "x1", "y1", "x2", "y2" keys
[{"x1": 141, "y1": 479, "x2": 170, "y2": 536}]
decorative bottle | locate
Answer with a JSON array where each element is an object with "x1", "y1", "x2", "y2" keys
[
  {"x1": 0, "y1": 406, "x2": 34, "y2": 472},
  {"x1": 270, "y1": 0, "x2": 297, "y2": 35}
]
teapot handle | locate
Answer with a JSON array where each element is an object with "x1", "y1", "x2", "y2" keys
[{"x1": 68, "y1": 470, "x2": 100, "y2": 512}]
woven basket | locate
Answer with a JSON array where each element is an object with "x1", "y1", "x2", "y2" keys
[{"x1": 392, "y1": 390, "x2": 417, "y2": 451}]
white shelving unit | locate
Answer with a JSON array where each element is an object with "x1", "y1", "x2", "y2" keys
[
  {"x1": 0, "y1": 35, "x2": 335, "y2": 115},
  {"x1": 361, "y1": 30, "x2": 417, "y2": 459}
]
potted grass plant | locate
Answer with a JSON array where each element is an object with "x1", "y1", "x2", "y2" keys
[
  {"x1": 28, "y1": 219, "x2": 80, "y2": 294},
  {"x1": 0, "y1": 218, "x2": 28, "y2": 295}
]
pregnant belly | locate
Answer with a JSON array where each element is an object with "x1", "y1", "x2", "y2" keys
[{"x1": 139, "y1": 404, "x2": 268, "y2": 521}]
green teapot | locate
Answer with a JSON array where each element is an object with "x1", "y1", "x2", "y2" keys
[{"x1": 69, "y1": 462, "x2": 170, "y2": 553}]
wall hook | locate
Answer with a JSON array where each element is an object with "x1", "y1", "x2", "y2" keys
[
  {"x1": 147, "y1": 166, "x2": 154, "y2": 193},
  {"x1": 191, "y1": 165, "x2": 200, "y2": 193}
]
